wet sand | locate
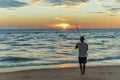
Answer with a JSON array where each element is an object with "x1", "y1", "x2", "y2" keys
[{"x1": 0, "y1": 65, "x2": 120, "y2": 80}]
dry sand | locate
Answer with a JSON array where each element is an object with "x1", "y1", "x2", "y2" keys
[{"x1": 0, "y1": 65, "x2": 120, "y2": 80}]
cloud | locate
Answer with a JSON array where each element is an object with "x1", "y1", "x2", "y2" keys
[
  {"x1": 116, "y1": 0, "x2": 120, "y2": 2},
  {"x1": 31, "y1": 0, "x2": 41, "y2": 4},
  {"x1": 54, "y1": 17, "x2": 66, "y2": 21},
  {"x1": 109, "y1": 7, "x2": 120, "y2": 12},
  {"x1": 0, "y1": 0, "x2": 90, "y2": 9},
  {"x1": 44, "y1": 0, "x2": 89, "y2": 6},
  {"x1": 93, "y1": 12, "x2": 105, "y2": 14},
  {"x1": 109, "y1": 14, "x2": 117, "y2": 16},
  {"x1": 104, "y1": 6, "x2": 120, "y2": 12},
  {"x1": 98, "y1": 0, "x2": 120, "y2": 12},
  {"x1": 33, "y1": 0, "x2": 41, "y2": 2},
  {"x1": 0, "y1": 0, "x2": 28, "y2": 8}
]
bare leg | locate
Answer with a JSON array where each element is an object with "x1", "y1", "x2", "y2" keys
[
  {"x1": 83, "y1": 63, "x2": 86, "y2": 74},
  {"x1": 79, "y1": 63, "x2": 83, "y2": 74}
]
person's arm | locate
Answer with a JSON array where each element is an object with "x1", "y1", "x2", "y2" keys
[
  {"x1": 86, "y1": 44, "x2": 88, "y2": 51},
  {"x1": 75, "y1": 43, "x2": 78, "y2": 49}
]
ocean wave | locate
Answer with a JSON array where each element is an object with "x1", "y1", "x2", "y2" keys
[
  {"x1": 56, "y1": 52, "x2": 73, "y2": 56},
  {"x1": 93, "y1": 35, "x2": 115, "y2": 38},
  {"x1": 0, "y1": 48, "x2": 12, "y2": 51},
  {"x1": 60, "y1": 44, "x2": 73, "y2": 47},
  {"x1": 89, "y1": 42, "x2": 104, "y2": 45},
  {"x1": 9, "y1": 43, "x2": 33, "y2": 46},
  {"x1": 0, "y1": 56, "x2": 39, "y2": 62},
  {"x1": 0, "y1": 60, "x2": 77, "y2": 68},
  {"x1": 58, "y1": 34, "x2": 67, "y2": 37},
  {"x1": 88, "y1": 56, "x2": 120, "y2": 62}
]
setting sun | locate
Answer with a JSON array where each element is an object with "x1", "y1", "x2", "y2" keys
[{"x1": 54, "y1": 23, "x2": 70, "y2": 29}]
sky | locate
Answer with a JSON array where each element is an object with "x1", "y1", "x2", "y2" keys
[{"x1": 0, "y1": 0, "x2": 120, "y2": 29}]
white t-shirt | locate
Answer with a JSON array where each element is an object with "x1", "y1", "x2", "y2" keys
[{"x1": 76, "y1": 42, "x2": 88, "y2": 57}]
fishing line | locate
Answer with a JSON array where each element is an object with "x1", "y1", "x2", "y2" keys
[{"x1": 74, "y1": 22, "x2": 81, "y2": 37}]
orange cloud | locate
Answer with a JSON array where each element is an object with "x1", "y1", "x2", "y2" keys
[{"x1": 32, "y1": 0, "x2": 41, "y2": 4}]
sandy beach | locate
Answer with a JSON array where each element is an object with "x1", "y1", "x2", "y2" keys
[{"x1": 0, "y1": 65, "x2": 120, "y2": 80}]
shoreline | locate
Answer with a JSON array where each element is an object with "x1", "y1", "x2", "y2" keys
[
  {"x1": 0, "y1": 63, "x2": 120, "y2": 73},
  {"x1": 0, "y1": 65, "x2": 120, "y2": 80}
]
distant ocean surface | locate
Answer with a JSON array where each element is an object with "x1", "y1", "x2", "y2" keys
[{"x1": 0, "y1": 28, "x2": 120, "y2": 72}]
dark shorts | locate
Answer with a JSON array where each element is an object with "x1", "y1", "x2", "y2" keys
[{"x1": 78, "y1": 57, "x2": 87, "y2": 64}]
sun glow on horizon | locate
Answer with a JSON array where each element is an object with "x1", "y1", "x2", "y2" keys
[{"x1": 54, "y1": 23, "x2": 71, "y2": 29}]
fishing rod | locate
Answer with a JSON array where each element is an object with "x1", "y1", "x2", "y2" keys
[{"x1": 74, "y1": 22, "x2": 81, "y2": 37}]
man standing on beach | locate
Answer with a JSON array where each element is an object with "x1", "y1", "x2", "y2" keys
[{"x1": 75, "y1": 36, "x2": 88, "y2": 75}]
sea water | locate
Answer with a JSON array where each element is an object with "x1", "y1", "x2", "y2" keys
[{"x1": 0, "y1": 28, "x2": 120, "y2": 72}]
